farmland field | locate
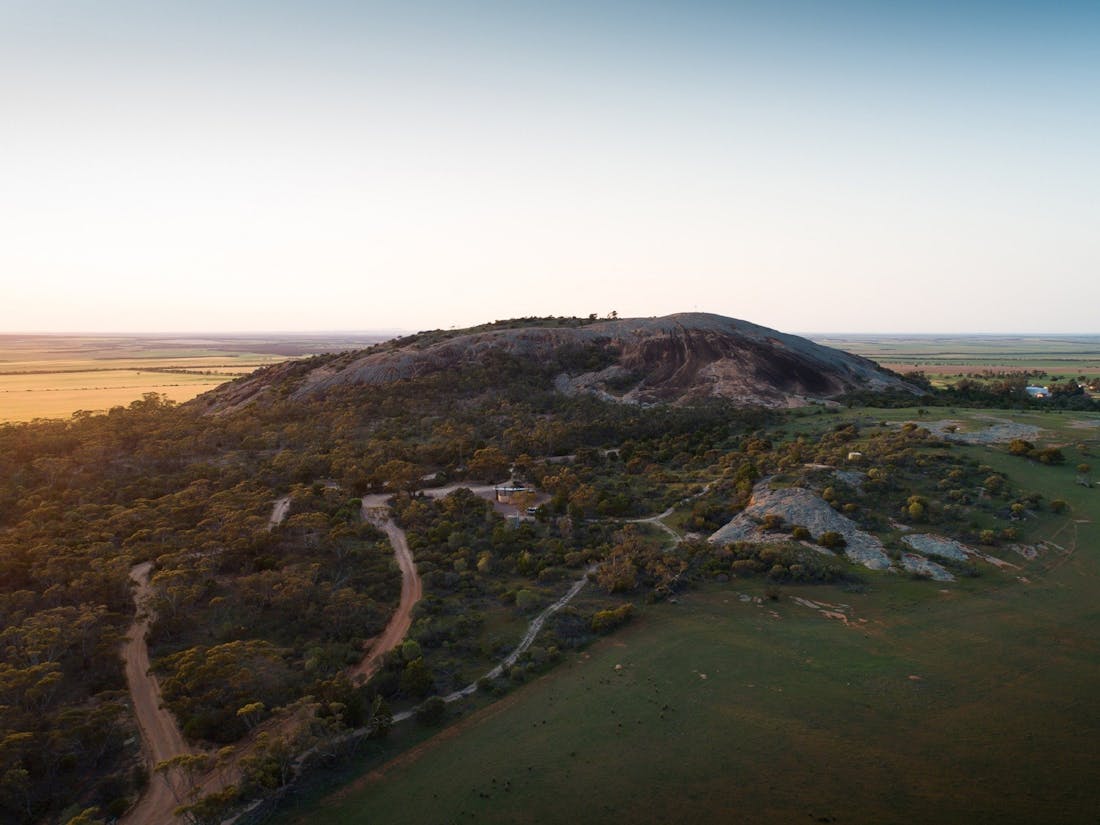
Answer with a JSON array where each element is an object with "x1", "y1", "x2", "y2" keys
[
  {"x1": 0, "y1": 333, "x2": 390, "y2": 422},
  {"x1": 275, "y1": 410, "x2": 1100, "y2": 825},
  {"x1": 810, "y1": 334, "x2": 1100, "y2": 378}
]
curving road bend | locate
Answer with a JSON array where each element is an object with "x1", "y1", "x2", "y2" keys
[
  {"x1": 351, "y1": 496, "x2": 423, "y2": 684},
  {"x1": 122, "y1": 496, "x2": 295, "y2": 824},
  {"x1": 123, "y1": 487, "x2": 601, "y2": 819}
]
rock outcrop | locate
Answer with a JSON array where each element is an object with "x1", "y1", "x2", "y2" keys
[
  {"x1": 199, "y1": 313, "x2": 921, "y2": 413},
  {"x1": 708, "y1": 483, "x2": 892, "y2": 570}
]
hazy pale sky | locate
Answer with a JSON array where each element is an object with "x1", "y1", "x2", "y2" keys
[{"x1": 2, "y1": 1, "x2": 1097, "y2": 333}]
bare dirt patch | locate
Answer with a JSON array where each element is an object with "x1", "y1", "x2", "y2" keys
[
  {"x1": 1009, "y1": 544, "x2": 1042, "y2": 561},
  {"x1": 789, "y1": 596, "x2": 867, "y2": 624},
  {"x1": 1067, "y1": 419, "x2": 1100, "y2": 430}
]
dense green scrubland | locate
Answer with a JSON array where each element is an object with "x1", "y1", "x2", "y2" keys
[{"x1": 2, "y1": 332, "x2": 1096, "y2": 824}]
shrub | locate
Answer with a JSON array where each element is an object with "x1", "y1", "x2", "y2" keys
[
  {"x1": 415, "y1": 696, "x2": 446, "y2": 726},
  {"x1": 1008, "y1": 439, "x2": 1034, "y2": 456},
  {"x1": 1036, "y1": 448, "x2": 1065, "y2": 465},
  {"x1": 515, "y1": 589, "x2": 541, "y2": 611},
  {"x1": 591, "y1": 603, "x2": 633, "y2": 634},
  {"x1": 1050, "y1": 499, "x2": 1067, "y2": 514},
  {"x1": 818, "y1": 531, "x2": 847, "y2": 551},
  {"x1": 983, "y1": 475, "x2": 1005, "y2": 494},
  {"x1": 399, "y1": 657, "x2": 434, "y2": 698}
]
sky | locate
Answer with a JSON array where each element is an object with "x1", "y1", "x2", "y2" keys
[{"x1": 2, "y1": 0, "x2": 1097, "y2": 334}]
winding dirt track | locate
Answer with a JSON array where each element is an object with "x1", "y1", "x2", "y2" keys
[
  {"x1": 120, "y1": 562, "x2": 192, "y2": 825},
  {"x1": 123, "y1": 497, "x2": 295, "y2": 824},
  {"x1": 350, "y1": 496, "x2": 423, "y2": 684},
  {"x1": 123, "y1": 484, "x2": 675, "y2": 819}
]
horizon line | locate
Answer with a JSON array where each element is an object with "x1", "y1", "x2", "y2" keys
[{"x1": 2, "y1": 329, "x2": 1099, "y2": 338}]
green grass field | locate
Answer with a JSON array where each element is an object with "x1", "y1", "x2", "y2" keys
[{"x1": 276, "y1": 417, "x2": 1100, "y2": 825}]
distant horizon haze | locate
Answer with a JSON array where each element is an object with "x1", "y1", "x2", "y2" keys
[
  {"x1": 2, "y1": 1, "x2": 1096, "y2": 335},
  {"x1": 4, "y1": 324, "x2": 1100, "y2": 339}
]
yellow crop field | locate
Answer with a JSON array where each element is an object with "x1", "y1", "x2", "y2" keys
[
  {"x1": 0, "y1": 377, "x2": 231, "y2": 422},
  {"x1": 0, "y1": 332, "x2": 390, "y2": 423}
]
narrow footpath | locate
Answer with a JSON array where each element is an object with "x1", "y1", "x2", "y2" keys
[{"x1": 395, "y1": 564, "x2": 595, "y2": 718}]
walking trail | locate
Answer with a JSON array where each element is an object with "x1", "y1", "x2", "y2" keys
[
  {"x1": 391, "y1": 564, "x2": 596, "y2": 721},
  {"x1": 128, "y1": 484, "x2": 694, "y2": 820},
  {"x1": 627, "y1": 481, "x2": 712, "y2": 543},
  {"x1": 629, "y1": 504, "x2": 681, "y2": 542}
]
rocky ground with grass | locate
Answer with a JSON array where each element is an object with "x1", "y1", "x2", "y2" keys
[{"x1": 921, "y1": 418, "x2": 1043, "y2": 444}]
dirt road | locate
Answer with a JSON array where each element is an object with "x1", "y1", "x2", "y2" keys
[
  {"x1": 123, "y1": 496, "x2": 296, "y2": 824},
  {"x1": 120, "y1": 562, "x2": 192, "y2": 825},
  {"x1": 350, "y1": 496, "x2": 423, "y2": 683}
]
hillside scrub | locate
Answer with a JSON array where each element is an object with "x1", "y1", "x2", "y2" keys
[
  {"x1": 708, "y1": 541, "x2": 857, "y2": 584},
  {"x1": 0, "y1": 321, "x2": 1076, "y2": 822},
  {"x1": 377, "y1": 491, "x2": 661, "y2": 701}
]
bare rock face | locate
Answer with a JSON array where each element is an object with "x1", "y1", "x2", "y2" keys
[
  {"x1": 200, "y1": 313, "x2": 920, "y2": 412},
  {"x1": 901, "y1": 534, "x2": 970, "y2": 562},
  {"x1": 900, "y1": 553, "x2": 955, "y2": 581},
  {"x1": 708, "y1": 483, "x2": 892, "y2": 571}
]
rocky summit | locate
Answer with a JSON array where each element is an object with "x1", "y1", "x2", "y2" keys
[{"x1": 200, "y1": 313, "x2": 920, "y2": 412}]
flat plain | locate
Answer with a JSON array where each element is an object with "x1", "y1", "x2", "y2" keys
[
  {"x1": 0, "y1": 333, "x2": 389, "y2": 422},
  {"x1": 809, "y1": 334, "x2": 1100, "y2": 377},
  {"x1": 8, "y1": 333, "x2": 1097, "y2": 423}
]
